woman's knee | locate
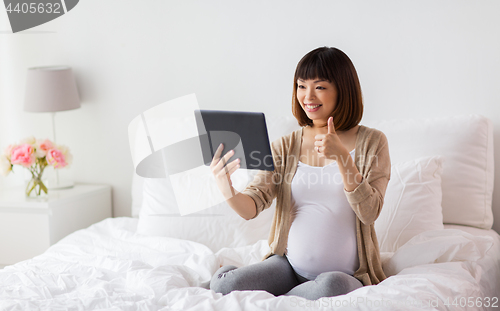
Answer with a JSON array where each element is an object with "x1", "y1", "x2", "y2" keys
[
  {"x1": 316, "y1": 271, "x2": 363, "y2": 295},
  {"x1": 210, "y1": 265, "x2": 239, "y2": 295},
  {"x1": 210, "y1": 256, "x2": 298, "y2": 296}
]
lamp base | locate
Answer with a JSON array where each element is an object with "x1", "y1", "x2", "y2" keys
[{"x1": 47, "y1": 180, "x2": 74, "y2": 190}]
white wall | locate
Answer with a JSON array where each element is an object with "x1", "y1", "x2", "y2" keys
[{"x1": 1, "y1": 0, "x2": 499, "y2": 232}]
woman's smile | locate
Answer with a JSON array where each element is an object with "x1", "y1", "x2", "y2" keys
[{"x1": 304, "y1": 104, "x2": 322, "y2": 112}]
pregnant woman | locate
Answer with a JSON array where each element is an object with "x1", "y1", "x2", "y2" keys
[{"x1": 209, "y1": 46, "x2": 390, "y2": 300}]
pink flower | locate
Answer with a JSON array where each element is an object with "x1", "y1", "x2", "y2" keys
[
  {"x1": 47, "y1": 148, "x2": 68, "y2": 168},
  {"x1": 58, "y1": 145, "x2": 73, "y2": 166},
  {"x1": 36, "y1": 139, "x2": 55, "y2": 158},
  {"x1": 10, "y1": 144, "x2": 36, "y2": 168}
]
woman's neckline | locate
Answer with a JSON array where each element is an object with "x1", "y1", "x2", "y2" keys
[
  {"x1": 297, "y1": 125, "x2": 363, "y2": 168},
  {"x1": 298, "y1": 148, "x2": 356, "y2": 168}
]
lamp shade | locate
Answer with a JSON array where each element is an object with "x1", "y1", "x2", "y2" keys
[{"x1": 24, "y1": 66, "x2": 81, "y2": 112}]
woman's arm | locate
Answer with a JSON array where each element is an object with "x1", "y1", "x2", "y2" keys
[
  {"x1": 336, "y1": 147, "x2": 363, "y2": 192},
  {"x1": 343, "y1": 132, "x2": 391, "y2": 225},
  {"x1": 223, "y1": 189, "x2": 257, "y2": 220},
  {"x1": 241, "y1": 138, "x2": 282, "y2": 220},
  {"x1": 210, "y1": 144, "x2": 257, "y2": 220},
  {"x1": 315, "y1": 119, "x2": 390, "y2": 224},
  {"x1": 316, "y1": 117, "x2": 363, "y2": 192},
  {"x1": 211, "y1": 138, "x2": 280, "y2": 221},
  {"x1": 241, "y1": 169, "x2": 277, "y2": 219}
]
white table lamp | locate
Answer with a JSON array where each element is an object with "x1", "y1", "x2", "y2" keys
[{"x1": 24, "y1": 66, "x2": 81, "y2": 189}]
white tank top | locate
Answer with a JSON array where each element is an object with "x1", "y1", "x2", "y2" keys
[{"x1": 286, "y1": 149, "x2": 359, "y2": 280}]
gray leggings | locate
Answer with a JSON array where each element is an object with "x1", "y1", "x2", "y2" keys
[{"x1": 210, "y1": 254, "x2": 363, "y2": 300}]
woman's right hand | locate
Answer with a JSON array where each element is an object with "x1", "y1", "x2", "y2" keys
[{"x1": 210, "y1": 144, "x2": 241, "y2": 199}]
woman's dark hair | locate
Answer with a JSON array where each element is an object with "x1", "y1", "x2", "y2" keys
[{"x1": 292, "y1": 47, "x2": 363, "y2": 131}]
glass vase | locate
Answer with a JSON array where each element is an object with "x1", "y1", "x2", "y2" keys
[{"x1": 25, "y1": 175, "x2": 48, "y2": 199}]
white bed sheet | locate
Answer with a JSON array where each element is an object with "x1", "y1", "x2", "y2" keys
[{"x1": 1, "y1": 217, "x2": 499, "y2": 311}]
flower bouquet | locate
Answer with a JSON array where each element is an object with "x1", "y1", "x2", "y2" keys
[{"x1": 0, "y1": 137, "x2": 72, "y2": 198}]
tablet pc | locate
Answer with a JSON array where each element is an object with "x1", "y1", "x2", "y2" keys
[{"x1": 194, "y1": 109, "x2": 274, "y2": 171}]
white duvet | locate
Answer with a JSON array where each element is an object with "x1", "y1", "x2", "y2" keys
[{"x1": 1, "y1": 217, "x2": 499, "y2": 311}]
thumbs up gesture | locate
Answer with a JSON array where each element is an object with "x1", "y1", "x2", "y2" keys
[{"x1": 314, "y1": 117, "x2": 347, "y2": 160}]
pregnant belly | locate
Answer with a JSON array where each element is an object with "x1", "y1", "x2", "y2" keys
[{"x1": 286, "y1": 206, "x2": 359, "y2": 279}]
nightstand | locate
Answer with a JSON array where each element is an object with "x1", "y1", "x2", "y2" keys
[{"x1": 0, "y1": 183, "x2": 112, "y2": 266}]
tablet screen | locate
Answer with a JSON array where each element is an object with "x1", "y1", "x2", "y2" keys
[{"x1": 195, "y1": 110, "x2": 274, "y2": 171}]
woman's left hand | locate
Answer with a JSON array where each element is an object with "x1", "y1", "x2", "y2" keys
[{"x1": 314, "y1": 117, "x2": 348, "y2": 160}]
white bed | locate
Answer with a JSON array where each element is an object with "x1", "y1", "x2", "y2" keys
[
  {"x1": 1, "y1": 114, "x2": 499, "y2": 311},
  {"x1": 0, "y1": 218, "x2": 499, "y2": 311}
]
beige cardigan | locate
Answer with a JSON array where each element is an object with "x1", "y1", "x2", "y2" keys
[{"x1": 241, "y1": 125, "x2": 391, "y2": 286}]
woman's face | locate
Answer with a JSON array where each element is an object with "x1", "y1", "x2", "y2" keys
[{"x1": 296, "y1": 78, "x2": 338, "y2": 124}]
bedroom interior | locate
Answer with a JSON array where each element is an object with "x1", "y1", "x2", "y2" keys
[{"x1": 0, "y1": 1, "x2": 499, "y2": 310}]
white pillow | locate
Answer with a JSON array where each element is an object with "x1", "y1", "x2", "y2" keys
[
  {"x1": 136, "y1": 169, "x2": 275, "y2": 253},
  {"x1": 364, "y1": 114, "x2": 494, "y2": 229},
  {"x1": 375, "y1": 155, "x2": 445, "y2": 252}
]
